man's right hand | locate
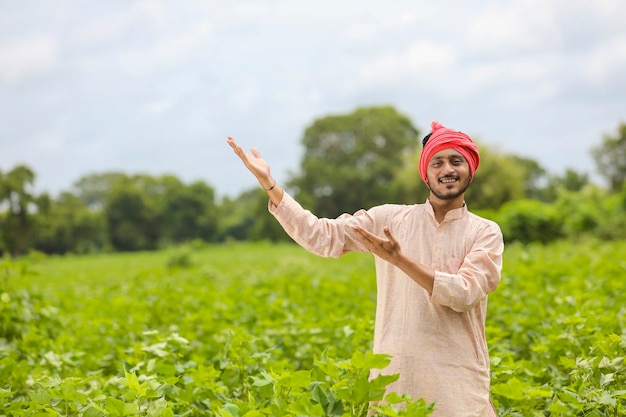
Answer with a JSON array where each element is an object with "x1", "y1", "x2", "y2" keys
[
  {"x1": 226, "y1": 136, "x2": 273, "y2": 189},
  {"x1": 227, "y1": 136, "x2": 284, "y2": 206}
]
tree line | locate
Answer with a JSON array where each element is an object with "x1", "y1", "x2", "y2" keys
[{"x1": 1, "y1": 106, "x2": 625, "y2": 257}]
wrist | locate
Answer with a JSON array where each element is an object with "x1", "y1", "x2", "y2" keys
[{"x1": 261, "y1": 178, "x2": 276, "y2": 191}]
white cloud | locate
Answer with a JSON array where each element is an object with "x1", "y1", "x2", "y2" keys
[
  {"x1": 0, "y1": 34, "x2": 60, "y2": 83},
  {"x1": 582, "y1": 34, "x2": 626, "y2": 82},
  {"x1": 151, "y1": 22, "x2": 212, "y2": 64},
  {"x1": 359, "y1": 39, "x2": 457, "y2": 84},
  {"x1": 142, "y1": 99, "x2": 176, "y2": 116},
  {"x1": 228, "y1": 78, "x2": 262, "y2": 112},
  {"x1": 465, "y1": 0, "x2": 561, "y2": 54},
  {"x1": 72, "y1": 1, "x2": 168, "y2": 47}
]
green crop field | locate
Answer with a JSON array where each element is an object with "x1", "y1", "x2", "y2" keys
[{"x1": 1, "y1": 240, "x2": 625, "y2": 416}]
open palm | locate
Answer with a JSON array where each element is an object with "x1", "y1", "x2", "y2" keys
[{"x1": 227, "y1": 136, "x2": 271, "y2": 182}]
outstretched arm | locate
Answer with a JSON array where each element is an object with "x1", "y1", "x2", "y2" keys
[
  {"x1": 351, "y1": 225, "x2": 435, "y2": 294},
  {"x1": 226, "y1": 136, "x2": 284, "y2": 207}
]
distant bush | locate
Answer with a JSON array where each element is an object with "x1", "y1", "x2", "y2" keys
[
  {"x1": 496, "y1": 199, "x2": 564, "y2": 244},
  {"x1": 549, "y1": 184, "x2": 626, "y2": 241},
  {"x1": 166, "y1": 251, "x2": 192, "y2": 269}
]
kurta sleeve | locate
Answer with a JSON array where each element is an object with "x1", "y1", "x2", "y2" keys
[
  {"x1": 430, "y1": 221, "x2": 504, "y2": 312},
  {"x1": 269, "y1": 191, "x2": 380, "y2": 258}
]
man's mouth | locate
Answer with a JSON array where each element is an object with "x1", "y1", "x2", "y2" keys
[{"x1": 439, "y1": 176, "x2": 459, "y2": 184}]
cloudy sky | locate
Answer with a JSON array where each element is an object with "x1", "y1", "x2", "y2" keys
[{"x1": 1, "y1": 0, "x2": 625, "y2": 199}]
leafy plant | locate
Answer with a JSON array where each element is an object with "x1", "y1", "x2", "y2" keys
[{"x1": 1, "y1": 240, "x2": 624, "y2": 415}]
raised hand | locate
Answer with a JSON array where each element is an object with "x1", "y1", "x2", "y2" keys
[
  {"x1": 227, "y1": 136, "x2": 284, "y2": 205},
  {"x1": 226, "y1": 136, "x2": 273, "y2": 189}
]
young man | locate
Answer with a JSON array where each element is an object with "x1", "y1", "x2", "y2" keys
[{"x1": 227, "y1": 121, "x2": 503, "y2": 416}]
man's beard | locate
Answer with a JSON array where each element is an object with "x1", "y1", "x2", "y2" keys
[{"x1": 429, "y1": 175, "x2": 471, "y2": 201}]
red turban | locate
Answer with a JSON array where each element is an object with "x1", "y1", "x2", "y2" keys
[{"x1": 418, "y1": 121, "x2": 480, "y2": 185}]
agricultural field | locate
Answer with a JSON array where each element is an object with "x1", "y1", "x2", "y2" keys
[{"x1": 1, "y1": 239, "x2": 625, "y2": 416}]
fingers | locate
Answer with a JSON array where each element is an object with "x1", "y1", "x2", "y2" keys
[
  {"x1": 351, "y1": 225, "x2": 374, "y2": 242},
  {"x1": 226, "y1": 137, "x2": 262, "y2": 161},
  {"x1": 352, "y1": 225, "x2": 398, "y2": 248},
  {"x1": 227, "y1": 137, "x2": 253, "y2": 162},
  {"x1": 352, "y1": 226, "x2": 388, "y2": 247},
  {"x1": 383, "y1": 226, "x2": 399, "y2": 246},
  {"x1": 226, "y1": 136, "x2": 243, "y2": 155}
]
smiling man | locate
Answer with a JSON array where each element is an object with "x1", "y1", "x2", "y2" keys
[{"x1": 227, "y1": 121, "x2": 504, "y2": 416}]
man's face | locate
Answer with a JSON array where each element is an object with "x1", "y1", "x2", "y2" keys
[{"x1": 425, "y1": 148, "x2": 471, "y2": 201}]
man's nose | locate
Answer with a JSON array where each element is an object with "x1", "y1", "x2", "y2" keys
[{"x1": 443, "y1": 162, "x2": 456, "y2": 173}]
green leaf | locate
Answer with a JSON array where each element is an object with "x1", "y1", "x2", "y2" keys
[
  {"x1": 350, "y1": 350, "x2": 392, "y2": 370},
  {"x1": 125, "y1": 370, "x2": 147, "y2": 397},
  {"x1": 251, "y1": 371, "x2": 274, "y2": 388},
  {"x1": 43, "y1": 351, "x2": 63, "y2": 368},
  {"x1": 221, "y1": 403, "x2": 240, "y2": 417},
  {"x1": 548, "y1": 398, "x2": 570, "y2": 413},
  {"x1": 614, "y1": 389, "x2": 626, "y2": 399},
  {"x1": 277, "y1": 370, "x2": 311, "y2": 389},
  {"x1": 270, "y1": 398, "x2": 288, "y2": 416},
  {"x1": 557, "y1": 390, "x2": 584, "y2": 407},
  {"x1": 142, "y1": 342, "x2": 169, "y2": 358},
  {"x1": 29, "y1": 391, "x2": 51, "y2": 404},
  {"x1": 491, "y1": 377, "x2": 528, "y2": 400},
  {"x1": 105, "y1": 398, "x2": 139, "y2": 417},
  {"x1": 60, "y1": 378, "x2": 87, "y2": 402},
  {"x1": 83, "y1": 406, "x2": 107, "y2": 417},
  {"x1": 384, "y1": 392, "x2": 406, "y2": 405},
  {"x1": 600, "y1": 372, "x2": 615, "y2": 387},
  {"x1": 369, "y1": 373, "x2": 399, "y2": 391},
  {"x1": 241, "y1": 411, "x2": 264, "y2": 417},
  {"x1": 287, "y1": 396, "x2": 324, "y2": 416},
  {"x1": 559, "y1": 356, "x2": 576, "y2": 369},
  {"x1": 596, "y1": 390, "x2": 616, "y2": 406},
  {"x1": 314, "y1": 354, "x2": 340, "y2": 379},
  {"x1": 528, "y1": 386, "x2": 553, "y2": 398}
]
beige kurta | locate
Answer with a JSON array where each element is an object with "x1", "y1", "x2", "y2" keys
[{"x1": 269, "y1": 192, "x2": 504, "y2": 417}]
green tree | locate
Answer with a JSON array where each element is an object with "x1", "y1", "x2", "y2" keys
[
  {"x1": 217, "y1": 188, "x2": 289, "y2": 242},
  {"x1": 591, "y1": 122, "x2": 626, "y2": 192},
  {"x1": 73, "y1": 172, "x2": 129, "y2": 209},
  {"x1": 247, "y1": 188, "x2": 290, "y2": 242},
  {"x1": 159, "y1": 179, "x2": 218, "y2": 244},
  {"x1": 386, "y1": 147, "x2": 429, "y2": 205},
  {"x1": 0, "y1": 165, "x2": 37, "y2": 257},
  {"x1": 33, "y1": 192, "x2": 106, "y2": 254},
  {"x1": 74, "y1": 172, "x2": 219, "y2": 250},
  {"x1": 105, "y1": 181, "x2": 159, "y2": 251},
  {"x1": 509, "y1": 156, "x2": 547, "y2": 200},
  {"x1": 217, "y1": 190, "x2": 259, "y2": 241},
  {"x1": 289, "y1": 106, "x2": 419, "y2": 218},
  {"x1": 538, "y1": 168, "x2": 590, "y2": 202},
  {"x1": 496, "y1": 199, "x2": 564, "y2": 243}
]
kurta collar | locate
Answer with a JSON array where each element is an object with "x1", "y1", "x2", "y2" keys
[{"x1": 424, "y1": 199, "x2": 468, "y2": 222}]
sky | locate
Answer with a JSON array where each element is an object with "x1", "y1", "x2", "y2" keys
[{"x1": 1, "y1": 0, "x2": 625, "y2": 199}]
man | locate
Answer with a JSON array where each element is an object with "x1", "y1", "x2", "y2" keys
[{"x1": 227, "y1": 121, "x2": 503, "y2": 416}]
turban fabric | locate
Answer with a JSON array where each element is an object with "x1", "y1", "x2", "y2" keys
[{"x1": 418, "y1": 121, "x2": 480, "y2": 185}]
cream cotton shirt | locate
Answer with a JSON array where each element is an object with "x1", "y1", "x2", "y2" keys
[{"x1": 269, "y1": 192, "x2": 504, "y2": 417}]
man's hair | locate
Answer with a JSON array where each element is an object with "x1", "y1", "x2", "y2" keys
[{"x1": 421, "y1": 132, "x2": 432, "y2": 147}]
